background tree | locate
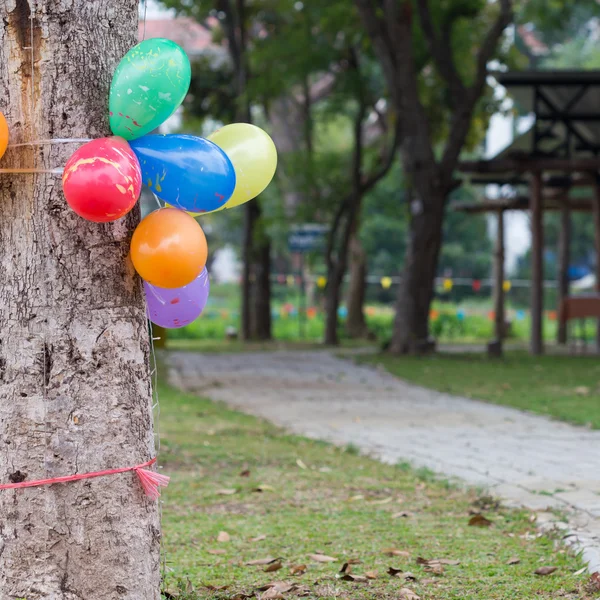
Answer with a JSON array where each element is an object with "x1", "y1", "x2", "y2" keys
[
  {"x1": 0, "y1": 1, "x2": 160, "y2": 597},
  {"x1": 354, "y1": 0, "x2": 513, "y2": 353}
]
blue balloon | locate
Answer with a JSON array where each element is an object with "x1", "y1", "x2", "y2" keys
[{"x1": 129, "y1": 134, "x2": 236, "y2": 213}]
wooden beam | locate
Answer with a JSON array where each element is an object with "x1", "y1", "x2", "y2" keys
[
  {"x1": 530, "y1": 172, "x2": 544, "y2": 355},
  {"x1": 557, "y1": 205, "x2": 571, "y2": 345},
  {"x1": 493, "y1": 210, "x2": 505, "y2": 347},
  {"x1": 451, "y1": 197, "x2": 593, "y2": 214},
  {"x1": 592, "y1": 177, "x2": 600, "y2": 351},
  {"x1": 459, "y1": 157, "x2": 600, "y2": 174}
]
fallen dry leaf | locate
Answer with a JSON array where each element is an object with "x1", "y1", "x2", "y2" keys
[
  {"x1": 265, "y1": 561, "x2": 283, "y2": 573},
  {"x1": 308, "y1": 554, "x2": 337, "y2": 563},
  {"x1": 339, "y1": 574, "x2": 367, "y2": 582},
  {"x1": 421, "y1": 578, "x2": 438, "y2": 586},
  {"x1": 240, "y1": 469, "x2": 251, "y2": 477},
  {"x1": 370, "y1": 497, "x2": 393, "y2": 505},
  {"x1": 202, "y1": 584, "x2": 230, "y2": 592},
  {"x1": 290, "y1": 564, "x2": 307, "y2": 575},
  {"x1": 392, "y1": 511, "x2": 412, "y2": 519},
  {"x1": 468, "y1": 514, "x2": 492, "y2": 527},
  {"x1": 586, "y1": 572, "x2": 600, "y2": 592},
  {"x1": 506, "y1": 557, "x2": 520, "y2": 565},
  {"x1": 217, "y1": 531, "x2": 230, "y2": 543},
  {"x1": 387, "y1": 567, "x2": 404, "y2": 577},
  {"x1": 260, "y1": 589, "x2": 283, "y2": 600},
  {"x1": 575, "y1": 567, "x2": 587, "y2": 576},
  {"x1": 250, "y1": 535, "x2": 267, "y2": 543},
  {"x1": 534, "y1": 566, "x2": 558, "y2": 576},
  {"x1": 216, "y1": 488, "x2": 237, "y2": 496},
  {"x1": 437, "y1": 559, "x2": 460, "y2": 566},
  {"x1": 399, "y1": 588, "x2": 420, "y2": 600},
  {"x1": 349, "y1": 495, "x2": 364, "y2": 502},
  {"x1": 296, "y1": 459, "x2": 307, "y2": 469},
  {"x1": 425, "y1": 563, "x2": 444, "y2": 575},
  {"x1": 208, "y1": 548, "x2": 226, "y2": 555},
  {"x1": 255, "y1": 484, "x2": 275, "y2": 492},
  {"x1": 256, "y1": 582, "x2": 293, "y2": 593},
  {"x1": 382, "y1": 548, "x2": 410, "y2": 558},
  {"x1": 339, "y1": 563, "x2": 352, "y2": 575},
  {"x1": 365, "y1": 571, "x2": 378, "y2": 579},
  {"x1": 246, "y1": 557, "x2": 278, "y2": 566},
  {"x1": 575, "y1": 386, "x2": 590, "y2": 396}
]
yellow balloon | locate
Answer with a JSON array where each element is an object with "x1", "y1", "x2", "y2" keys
[{"x1": 208, "y1": 123, "x2": 277, "y2": 210}]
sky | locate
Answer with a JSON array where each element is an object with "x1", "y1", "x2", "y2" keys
[{"x1": 140, "y1": 0, "x2": 173, "y2": 19}]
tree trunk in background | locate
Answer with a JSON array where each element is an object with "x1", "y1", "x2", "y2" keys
[
  {"x1": 346, "y1": 232, "x2": 369, "y2": 338},
  {"x1": 390, "y1": 187, "x2": 445, "y2": 354},
  {"x1": 0, "y1": 1, "x2": 160, "y2": 598},
  {"x1": 324, "y1": 266, "x2": 343, "y2": 346}
]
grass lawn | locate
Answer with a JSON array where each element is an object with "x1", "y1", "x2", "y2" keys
[
  {"x1": 158, "y1": 382, "x2": 592, "y2": 599},
  {"x1": 358, "y1": 352, "x2": 600, "y2": 429}
]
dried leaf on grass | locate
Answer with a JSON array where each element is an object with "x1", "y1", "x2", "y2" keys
[
  {"x1": 382, "y1": 548, "x2": 410, "y2": 558},
  {"x1": 339, "y1": 563, "x2": 352, "y2": 575},
  {"x1": 265, "y1": 561, "x2": 283, "y2": 573},
  {"x1": 339, "y1": 574, "x2": 367, "y2": 582},
  {"x1": 534, "y1": 566, "x2": 558, "y2": 576},
  {"x1": 365, "y1": 571, "x2": 378, "y2": 579},
  {"x1": 387, "y1": 567, "x2": 416, "y2": 581},
  {"x1": 290, "y1": 564, "x2": 307, "y2": 575},
  {"x1": 246, "y1": 557, "x2": 278, "y2": 566},
  {"x1": 308, "y1": 553, "x2": 337, "y2": 563},
  {"x1": 392, "y1": 511, "x2": 412, "y2": 519},
  {"x1": 254, "y1": 484, "x2": 275, "y2": 492},
  {"x1": 506, "y1": 557, "x2": 520, "y2": 565},
  {"x1": 370, "y1": 496, "x2": 393, "y2": 505},
  {"x1": 208, "y1": 548, "x2": 226, "y2": 555},
  {"x1": 468, "y1": 514, "x2": 492, "y2": 527},
  {"x1": 399, "y1": 588, "x2": 420, "y2": 599},
  {"x1": 217, "y1": 531, "x2": 231, "y2": 542},
  {"x1": 586, "y1": 572, "x2": 600, "y2": 592},
  {"x1": 296, "y1": 459, "x2": 307, "y2": 469},
  {"x1": 257, "y1": 582, "x2": 293, "y2": 593},
  {"x1": 240, "y1": 469, "x2": 251, "y2": 477},
  {"x1": 260, "y1": 589, "x2": 283, "y2": 600},
  {"x1": 202, "y1": 583, "x2": 230, "y2": 591},
  {"x1": 250, "y1": 535, "x2": 267, "y2": 542},
  {"x1": 217, "y1": 488, "x2": 237, "y2": 495},
  {"x1": 417, "y1": 557, "x2": 459, "y2": 566}
]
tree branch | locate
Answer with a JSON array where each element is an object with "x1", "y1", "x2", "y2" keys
[
  {"x1": 441, "y1": 0, "x2": 513, "y2": 178},
  {"x1": 416, "y1": 0, "x2": 465, "y2": 102}
]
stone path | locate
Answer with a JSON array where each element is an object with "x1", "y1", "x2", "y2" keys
[{"x1": 167, "y1": 349, "x2": 600, "y2": 572}]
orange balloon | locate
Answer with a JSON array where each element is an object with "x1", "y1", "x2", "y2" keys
[
  {"x1": 130, "y1": 208, "x2": 208, "y2": 288},
  {"x1": 0, "y1": 112, "x2": 9, "y2": 160}
]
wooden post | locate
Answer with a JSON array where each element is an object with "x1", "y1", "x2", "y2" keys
[
  {"x1": 530, "y1": 171, "x2": 544, "y2": 355},
  {"x1": 592, "y1": 176, "x2": 600, "y2": 351},
  {"x1": 493, "y1": 210, "x2": 505, "y2": 341},
  {"x1": 557, "y1": 204, "x2": 571, "y2": 345}
]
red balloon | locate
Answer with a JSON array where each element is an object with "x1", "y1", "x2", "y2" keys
[{"x1": 62, "y1": 137, "x2": 142, "y2": 222}]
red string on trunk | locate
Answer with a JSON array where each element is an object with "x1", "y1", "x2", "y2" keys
[{"x1": 0, "y1": 457, "x2": 169, "y2": 499}]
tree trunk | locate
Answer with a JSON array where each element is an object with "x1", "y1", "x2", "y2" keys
[
  {"x1": 0, "y1": 1, "x2": 160, "y2": 598},
  {"x1": 346, "y1": 232, "x2": 369, "y2": 339},
  {"x1": 324, "y1": 267, "x2": 343, "y2": 346},
  {"x1": 390, "y1": 187, "x2": 445, "y2": 354},
  {"x1": 252, "y1": 236, "x2": 272, "y2": 340}
]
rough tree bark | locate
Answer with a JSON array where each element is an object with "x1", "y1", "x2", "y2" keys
[
  {"x1": 355, "y1": 0, "x2": 513, "y2": 353},
  {"x1": 0, "y1": 1, "x2": 160, "y2": 598}
]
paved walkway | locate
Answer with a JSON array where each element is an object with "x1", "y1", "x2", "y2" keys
[{"x1": 167, "y1": 349, "x2": 600, "y2": 572}]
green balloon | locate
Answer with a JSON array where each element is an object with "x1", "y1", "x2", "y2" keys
[{"x1": 109, "y1": 38, "x2": 191, "y2": 140}]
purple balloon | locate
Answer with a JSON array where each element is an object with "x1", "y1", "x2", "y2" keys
[{"x1": 145, "y1": 268, "x2": 210, "y2": 329}]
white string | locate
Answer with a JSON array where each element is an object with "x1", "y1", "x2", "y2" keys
[
  {"x1": 142, "y1": 0, "x2": 148, "y2": 41},
  {"x1": 8, "y1": 138, "x2": 92, "y2": 148},
  {"x1": 0, "y1": 168, "x2": 63, "y2": 174}
]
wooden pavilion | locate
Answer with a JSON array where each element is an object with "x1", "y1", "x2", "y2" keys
[{"x1": 455, "y1": 71, "x2": 600, "y2": 355}]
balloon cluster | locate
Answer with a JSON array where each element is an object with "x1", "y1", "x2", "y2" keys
[{"x1": 61, "y1": 38, "x2": 277, "y2": 329}]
